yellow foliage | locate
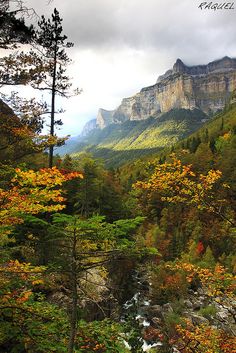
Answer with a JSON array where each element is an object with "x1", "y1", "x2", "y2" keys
[
  {"x1": 0, "y1": 167, "x2": 83, "y2": 235},
  {"x1": 133, "y1": 155, "x2": 225, "y2": 213}
]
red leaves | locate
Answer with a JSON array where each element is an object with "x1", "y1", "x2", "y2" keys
[
  {"x1": 196, "y1": 241, "x2": 204, "y2": 255},
  {"x1": 143, "y1": 326, "x2": 162, "y2": 341},
  {"x1": 0, "y1": 260, "x2": 45, "y2": 306}
]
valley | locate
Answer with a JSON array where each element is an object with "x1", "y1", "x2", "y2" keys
[{"x1": 0, "y1": 6, "x2": 235, "y2": 351}]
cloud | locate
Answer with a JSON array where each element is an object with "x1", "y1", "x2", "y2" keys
[
  {"x1": 52, "y1": 0, "x2": 236, "y2": 60},
  {"x1": 20, "y1": 0, "x2": 236, "y2": 136},
  {"x1": 27, "y1": 0, "x2": 236, "y2": 57}
]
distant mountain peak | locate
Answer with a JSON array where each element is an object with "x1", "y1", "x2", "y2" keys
[
  {"x1": 80, "y1": 118, "x2": 97, "y2": 137},
  {"x1": 171, "y1": 56, "x2": 236, "y2": 76},
  {"x1": 173, "y1": 58, "x2": 185, "y2": 72},
  {"x1": 97, "y1": 108, "x2": 115, "y2": 129},
  {"x1": 96, "y1": 56, "x2": 236, "y2": 129}
]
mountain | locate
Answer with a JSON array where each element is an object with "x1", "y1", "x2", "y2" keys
[
  {"x1": 70, "y1": 108, "x2": 208, "y2": 166},
  {"x1": 56, "y1": 119, "x2": 97, "y2": 156},
  {"x1": 81, "y1": 119, "x2": 97, "y2": 136},
  {"x1": 97, "y1": 56, "x2": 236, "y2": 127},
  {"x1": 97, "y1": 109, "x2": 114, "y2": 129},
  {"x1": 55, "y1": 135, "x2": 81, "y2": 156},
  {"x1": 118, "y1": 93, "x2": 236, "y2": 193},
  {"x1": 59, "y1": 57, "x2": 236, "y2": 165}
]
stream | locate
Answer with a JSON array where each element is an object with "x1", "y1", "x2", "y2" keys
[{"x1": 121, "y1": 271, "x2": 162, "y2": 352}]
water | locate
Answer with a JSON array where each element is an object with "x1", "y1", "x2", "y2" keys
[{"x1": 122, "y1": 271, "x2": 162, "y2": 352}]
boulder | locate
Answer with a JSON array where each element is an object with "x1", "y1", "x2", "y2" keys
[{"x1": 191, "y1": 314, "x2": 209, "y2": 325}]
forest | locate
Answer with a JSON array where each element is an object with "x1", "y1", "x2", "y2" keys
[{"x1": 0, "y1": 1, "x2": 235, "y2": 353}]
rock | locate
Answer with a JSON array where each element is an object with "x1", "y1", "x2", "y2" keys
[
  {"x1": 163, "y1": 303, "x2": 174, "y2": 312},
  {"x1": 80, "y1": 118, "x2": 97, "y2": 136},
  {"x1": 197, "y1": 287, "x2": 205, "y2": 295},
  {"x1": 145, "y1": 305, "x2": 163, "y2": 318},
  {"x1": 216, "y1": 310, "x2": 230, "y2": 322},
  {"x1": 48, "y1": 291, "x2": 71, "y2": 310},
  {"x1": 96, "y1": 57, "x2": 236, "y2": 129},
  {"x1": 199, "y1": 296, "x2": 206, "y2": 302},
  {"x1": 184, "y1": 299, "x2": 193, "y2": 309},
  {"x1": 192, "y1": 300, "x2": 203, "y2": 310},
  {"x1": 97, "y1": 108, "x2": 115, "y2": 128},
  {"x1": 172, "y1": 348, "x2": 181, "y2": 353},
  {"x1": 188, "y1": 289, "x2": 195, "y2": 295},
  {"x1": 191, "y1": 314, "x2": 209, "y2": 325},
  {"x1": 172, "y1": 56, "x2": 236, "y2": 76},
  {"x1": 150, "y1": 317, "x2": 162, "y2": 327}
]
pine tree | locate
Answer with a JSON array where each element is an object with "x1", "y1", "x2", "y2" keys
[
  {"x1": 0, "y1": 0, "x2": 34, "y2": 49},
  {"x1": 35, "y1": 8, "x2": 79, "y2": 167},
  {"x1": 209, "y1": 137, "x2": 216, "y2": 154},
  {"x1": 203, "y1": 128, "x2": 209, "y2": 143}
]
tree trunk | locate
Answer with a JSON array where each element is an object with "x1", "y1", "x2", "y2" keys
[
  {"x1": 68, "y1": 232, "x2": 78, "y2": 353},
  {"x1": 49, "y1": 45, "x2": 57, "y2": 168}
]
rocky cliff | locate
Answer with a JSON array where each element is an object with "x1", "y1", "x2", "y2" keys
[
  {"x1": 97, "y1": 56, "x2": 236, "y2": 128},
  {"x1": 80, "y1": 118, "x2": 97, "y2": 137},
  {"x1": 97, "y1": 108, "x2": 115, "y2": 129}
]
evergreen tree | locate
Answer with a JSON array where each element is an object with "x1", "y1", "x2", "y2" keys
[
  {"x1": 61, "y1": 153, "x2": 74, "y2": 170},
  {"x1": 0, "y1": 0, "x2": 34, "y2": 49},
  {"x1": 220, "y1": 117, "x2": 224, "y2": 131},
  {"x1": 203, "y1": 128, "x2": 209, "y2": 143},
  {"x1": 189, "y1": 136, "x2": 201, "y2": 153},
  {"x1": 209, "y1": 137, "x2": 217, "y2": 154},
  {"x1": 35, "y1": 8, "x2": 79, "y2": 167},
  {"x1": 50, "y1": 213, "x2": 144, "y2": 353}
]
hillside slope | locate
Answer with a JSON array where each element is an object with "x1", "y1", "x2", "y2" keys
[
  {"x1": 67, "y1": 109, "x2": 208, "y2": 166},
  {"x1": 118, "y1": 101, "x2": 236, "y2": 190}
]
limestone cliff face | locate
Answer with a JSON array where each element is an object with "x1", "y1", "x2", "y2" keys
[
  {"x1": 155, "y1": 70, "x2": 236, "y2": 113},
  {"x1": 113, "y1": 85, "x2": 161, "y2": 121},
  {"x1": 96, "y1": 57, "x2": 236, "y2": 128},
  {"x1": 97, "y1": 108, "x2": 115, "y2": 129},
  {"x1": 80, "y1": 118, "x2": 97, "y2": 137}
]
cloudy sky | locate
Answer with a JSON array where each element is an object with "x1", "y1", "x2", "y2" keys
[{"x1": 21, "y1": 0, "x2": 236, "y2": 135}]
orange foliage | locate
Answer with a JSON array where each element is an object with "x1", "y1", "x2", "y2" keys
[
  {"x1": 167, "y1": 262, "x2": 236, "y2": 298},
  {"x1": 0, "y1": 167, "x2": 83, "y2": 234},
  {"x1": 143, "y1": 326, "x2": 162, "y2": 341},
  {"x1": 196, "y1": 241, "x2": 204, "y2": 255},
  {"x1": 175, "y1": 320, "x2": 236, "y2": 353}
]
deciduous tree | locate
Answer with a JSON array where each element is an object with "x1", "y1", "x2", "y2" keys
[
  {"x1": 0, "y1": 166, "x2": 82, "y2": 236},
  {"x1": 134, "y1": 155, "x2": 234, "y2": 225}
]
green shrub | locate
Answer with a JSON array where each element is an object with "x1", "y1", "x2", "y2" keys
[
  {"x1": 163, "y1": 312, "x2": 184, "y2": 335},
  {"x1": 199, "y1": 305, "x2": 217, "y2": 319}
]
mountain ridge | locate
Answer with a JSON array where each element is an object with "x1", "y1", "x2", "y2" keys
[
  {"x1": 97, "y1": 56, "x2": 236, "y2": 128},
  {"x1": 59, "y1": 57, "x2": 236, "y2": 165}
]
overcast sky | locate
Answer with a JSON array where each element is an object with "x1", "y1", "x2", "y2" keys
[{"x1": 21, "y1": 0, "x2": 236, "y2": 135}]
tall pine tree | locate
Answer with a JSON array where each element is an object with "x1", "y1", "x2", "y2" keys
[{"x1": 35, "y1": 8, "x2": 78, "y2": 167}]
